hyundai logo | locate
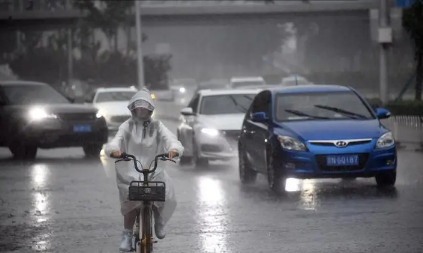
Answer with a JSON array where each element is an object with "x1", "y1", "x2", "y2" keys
[{"x1": 334, "y1": 141, "x2": 348, "y2": 148}]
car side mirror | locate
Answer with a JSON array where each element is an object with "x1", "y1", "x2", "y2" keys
[
  {"x1": 375, "y1": 108, "x2": 391, "y2": 119},
  {"x1": 251, "y1": 112, "x2": 268, "y2": 122},
  {"x1": 181, "y1": 107, "x2": 194, "y2": 116}
]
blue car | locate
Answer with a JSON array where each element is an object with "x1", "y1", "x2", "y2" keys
[{"x1": 238, "y1": 85, "x2": 396, "y2": 192}]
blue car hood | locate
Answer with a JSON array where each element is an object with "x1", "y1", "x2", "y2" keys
[{"x1": 276, "y1": 120, "x2": 384, "y2": 140}]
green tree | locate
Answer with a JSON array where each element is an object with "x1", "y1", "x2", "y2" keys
[
  {"x1": 74, "y1": 0, "x2": 134, "y2": 52},
  {"x1": 403, "y1": 0, "x2": 423, "y2": 101}
]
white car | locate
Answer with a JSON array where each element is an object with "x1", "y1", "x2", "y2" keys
[
  {"x1": 281, "y1": 75, "x2": 313, "y2": 86},
  {"x1": 230, "y1": 76, "x2": 266, "y2": 89},
  {"x1": 177, "y1": 89, "x2": 260, "y2": 166},
  {"x1": 88, "y1": 87, "x2": 138, "y2": 134}
]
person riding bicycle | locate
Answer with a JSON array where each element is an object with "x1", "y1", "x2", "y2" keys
[{"x1": 104, "y1": 88, "x2": 184, "y2": 252}]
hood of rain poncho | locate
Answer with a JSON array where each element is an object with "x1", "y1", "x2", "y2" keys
[
  {"x1": 127, "y1": 88, "x2": 155, "y2": 121},
  {"x1": 128, "y1": 88, "x2": 154, "y2": 124}
]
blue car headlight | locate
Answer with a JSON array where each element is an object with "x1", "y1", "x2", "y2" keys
[
  {"x1": 278, "y1": 135, "x2": 306, "y2": 151},
  {"x1": 375, "y1": 132, "x2": 395, "y2": 149}
]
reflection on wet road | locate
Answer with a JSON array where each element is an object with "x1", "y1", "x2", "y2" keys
[{"x1": 1, "y1": 119, "x2": 423, "y2": 252}]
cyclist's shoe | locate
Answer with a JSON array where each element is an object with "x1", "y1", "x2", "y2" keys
[
  {"x1": 154, "y1": 211, "x2": 166, "y2": 239},
  {"x1": 119, "y1": 229, "x2": 133, "y2": 252}
]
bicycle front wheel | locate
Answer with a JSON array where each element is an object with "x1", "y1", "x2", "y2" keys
[{"x1": 140, "y1": 206, "x2": 153, "y2": 253}]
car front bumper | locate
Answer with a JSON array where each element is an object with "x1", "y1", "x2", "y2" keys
[
  {"x1": 20, "y1": 118, "x2": 108, "y2": 148},
  {"x1": 277, "y1": 143, "x2": 397, "y2": 179}
]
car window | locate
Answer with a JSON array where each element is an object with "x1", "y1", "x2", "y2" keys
[
  {"x1": 95, "y1": 91, "x2": 136, "y2": 103},
  {"x1": 199, "y1": 94, "x2": 255, "y2": 115},
  {"x1": 2, "y1": 84, "x2": 69, "y2": 105},
  {"x1": 274, "y1": 91, "x2": 375, "y2": 121},
  {"x1": 188, "y1": 94, "x2": 200, "y2": 113}
]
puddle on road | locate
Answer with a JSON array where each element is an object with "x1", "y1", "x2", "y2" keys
[
  {"x1": 197, "y1": 177, "x2": 230, "y2": 253},
  {"x1": 285, "y1": 178, "x2": 319, "y2": 211}
]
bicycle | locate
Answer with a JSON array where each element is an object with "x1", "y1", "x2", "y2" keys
[{"x1": 113, "y1": 152, "x2": 178, "y2": 253}]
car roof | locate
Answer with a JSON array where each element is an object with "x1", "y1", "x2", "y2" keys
[
  {"x1": 96, "y1": 87, "x2": 138, "y2": 93},
  {"x1": 0, "y1": 80, "x2": 47, "y2": 86},
  {"x1": 230, "y1": 76, "x2": 264, "y2": 82},
  {"x1": 267, "y1": 84, "x2": 352, "y2": 94},
  {"x1": 199, "y1": 88, "x2": 261, "y2": 96}
]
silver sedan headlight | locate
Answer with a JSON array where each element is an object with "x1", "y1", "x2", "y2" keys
[{"x1": 201, "y1": 128, "x2": 219, "y2": 137}]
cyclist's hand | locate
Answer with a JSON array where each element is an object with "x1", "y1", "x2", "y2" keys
[
  {"x1": 168, "y1": 149, "x2": 178, "y2": 160},
  {"x1": 110, "y1": 150, "x2": 122, "y2": 158}
]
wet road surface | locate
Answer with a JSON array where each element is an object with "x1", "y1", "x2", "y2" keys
[{"x1": 1, "y1": 118, "x2": 423, "y2": 253}]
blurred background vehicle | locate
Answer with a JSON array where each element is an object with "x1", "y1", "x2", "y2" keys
[
  {"x1": 230, "y1": 76, "x2": 266, "y2": 89},
  {"x1": 281, "y1": 75, "x2": 313, "y2": 86},
  {"x1": 86, "y1": 87, "x2": 138, "y2": 135},
  {"x1": 177, "y1": 88, "x2": 260, "y2": 167},
  {"x1": 195, "y1": 79, "x2": 231, "y2": 93},
  {"x1": 0, "y1": 80, "x2": 108, "y2": 159},
  {"x1": 169, "y1": 78, "x2": 198, "y2": 105},
  {"x1": 234, "y1": 84, "x2": 280, "y2": 90}
]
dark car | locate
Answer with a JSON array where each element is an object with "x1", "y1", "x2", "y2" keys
[{"x1": 0, "y1": 81, "x2": 108, "y2": 159}]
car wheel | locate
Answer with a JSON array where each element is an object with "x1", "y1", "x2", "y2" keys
[
  {"x1": 375, "y1": 171, "x2": 396, "y2": 187},
  {"x1": 192, "y1": 139, "x2": 208, "y2": 167},
  {"x1": 9, "y1": 143, "x2": 37, "y2": 160},
  {"x1": 83, "y1": 144, "x2": 102, "y2": 158},
  {"x1": 238, "y1": 146, "x2": 257, "y2": 184},
  {"x1": 267, "y1": 150, "x2": 286, "y2": 193}
]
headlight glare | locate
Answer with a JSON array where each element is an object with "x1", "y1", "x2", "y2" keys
[
  {"x1": 376, "y1": 132, "x2": 394, "y2": 149},
  {"x1": 278, "y1": 135, "x2": 306, "y2": 151},
  {"x1": 201, "y1": 128, "x2": 219, "y2": 137},
  {"x1": 28, "y1": 107, "x2": 57, "y2": 121},
  {"x1": 179, "y1": 87, "x2": 186, "y2": 93},
  {"x1": 96, "y1": 110, "x2": 104, "y2": 118}
]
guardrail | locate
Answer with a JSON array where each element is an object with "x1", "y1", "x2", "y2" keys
[{"x1": 381, "y1": 116, "x2": 423, "y2": 151}]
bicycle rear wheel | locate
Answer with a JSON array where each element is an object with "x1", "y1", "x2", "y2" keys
[{"x1": 141, "y1": 206, "x2": 153, "y2": 253}]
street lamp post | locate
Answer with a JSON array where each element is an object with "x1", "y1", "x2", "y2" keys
[
  {"x1": 135, "y1": 0, "x2": 145, "y2": 90},
  {"x1": 378, "y1": 0, "x2": 391, "y2": 105}
]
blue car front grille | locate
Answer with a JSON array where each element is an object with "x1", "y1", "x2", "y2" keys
[{"x1": 315, "y1": 153, "x2": 369, "y2": 172}]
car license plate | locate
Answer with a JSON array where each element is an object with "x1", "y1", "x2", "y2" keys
[
  {"x1": 73, "y1": 125, "x2": 91, "y2": 132},
  {"x1": 326, "y1": 155, "x2": 359, "y2": 166}
]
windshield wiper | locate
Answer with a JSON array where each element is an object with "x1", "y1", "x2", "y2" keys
[
  {"x1": 284, "y1": 109, "x2": 330, "y2": 119},
  {"x1": 314, "y1": 105, "x2": 367, "y2": 119},
  {"x1": 228, "y1": 95, "x2": 248, "y2": 113}
]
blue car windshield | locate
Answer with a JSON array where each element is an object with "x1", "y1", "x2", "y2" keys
[{"x1": 274, "y1": 91, "x2": 375, "y2": 121}]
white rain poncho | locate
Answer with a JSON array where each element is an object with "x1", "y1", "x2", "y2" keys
[{"x1": 104, "y1": 89, "x2": 184, "y2": 225}]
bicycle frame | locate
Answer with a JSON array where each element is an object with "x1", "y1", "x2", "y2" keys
[{"x1": 114, "y1": 152, "x2": 177, "y2": 253}]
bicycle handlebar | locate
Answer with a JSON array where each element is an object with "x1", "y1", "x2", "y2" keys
[{"x1": 112, "y1": 152, "x2": 179, "y2": 173}]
